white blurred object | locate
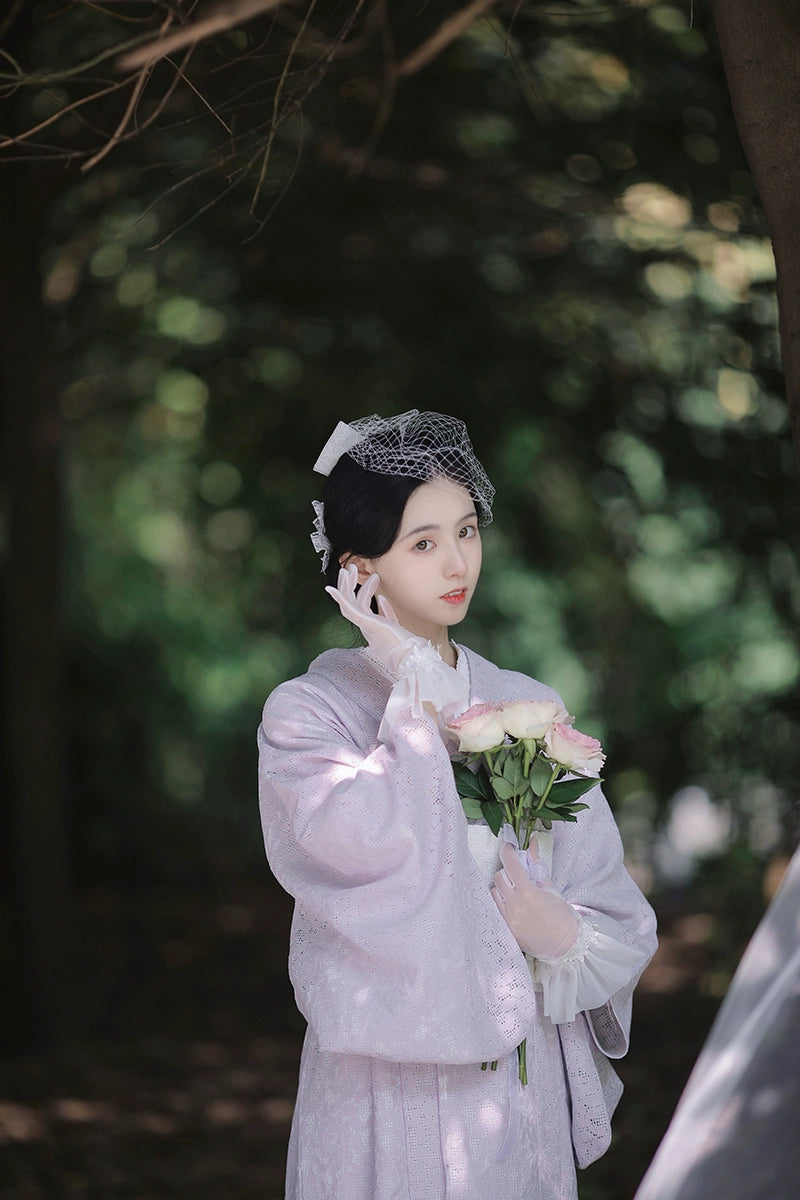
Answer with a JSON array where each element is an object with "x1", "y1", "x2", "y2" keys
[
  {"x1": 654, "y1": 787, "x2": 732, "y2": 884},
  {"x1": 634, "y1": 842, "x2": 800, "y2": 1200}
]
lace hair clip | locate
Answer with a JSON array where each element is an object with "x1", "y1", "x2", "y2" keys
[
  {"x1": 313, "y1": 421, "x2": 366, "y2": 476},
  {"x1": 310, "y1": 499, "x2": 332, "y2": 573}
]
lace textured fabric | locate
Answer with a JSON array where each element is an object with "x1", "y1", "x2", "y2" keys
[{"x1": 258, "y1": 644, "x2": 657, "y2": 1199}]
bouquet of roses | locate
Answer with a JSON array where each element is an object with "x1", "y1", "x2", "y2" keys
[
  {"x1": 447, "y1": 699, "x2": 605, "y2": 1084},
  {"x1": 447, "y1": 699, "x2": 605, "y2": 849}
]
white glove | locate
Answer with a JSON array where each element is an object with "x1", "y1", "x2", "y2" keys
[
  {"x1": 326, "y1": 565, "x2": 417, "y2": 674},
  {"x1": 492, "y1": 827, "x2": 579, "y2": 962},
  {"x1": 326, "y1": 565, "x2": 469, "y2": 725}
]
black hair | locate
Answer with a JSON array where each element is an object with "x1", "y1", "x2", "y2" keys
[
  {"x1": 321, "y1": 455, "x2": 424, "y2": 587},
  {"x1": 320, "y1": 448, "x2": 487, "y2": 587}
]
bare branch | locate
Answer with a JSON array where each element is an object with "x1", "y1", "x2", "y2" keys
[
  {"x1": 348, "y1": 0, "x2": 396, "y2": 176},
  {"x1": 0, "y1": 77, "x2": 135, "y2": 150},
  {"x1": 395, "y1": 0, "x2": 501, "y2": 77},
  {"x1": 0, "y1": 31, "x2": 164, "y2": 87},
  {"x1": 249, "y1": 0, "x2": 318, "y2": 213},
  {"x1": 270, "y1": 6, "x2": 372, "y2": 61},
  {"x1": 117, "y1": 0, "x2": 292, "y2": 71},
  {"x1": 75, "y1": 0, "x2": 172, "y2": 26},
  {"x1": 319, "y1": 136, "x2": 451, "y2": 187},
  {"x1": 0, "y1": 0, "x2": 29, "y2": 43},
  {"x1": 245, "y1": 109, "x2": 304, "y2": 238},
  {"x1": 144, "y1": 141, "x2": 266, "y2": 247},
  {"x1": 170, "y1": 54, "x2": 233, "y2": 132},
  {"x1": 80, "y1": 62, "x2": 154, "y2": 171},
  {"x1": 248, "y1": 0, "x2": 370, "y2": 209},
  {"x1": 75, "y1": 46, "x2": 208, "y2": 167},
  {"x1": 79, "y1": 3, "x2": 182, "y2": 171}
]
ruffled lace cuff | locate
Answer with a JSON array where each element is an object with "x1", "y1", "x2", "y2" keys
[
  {"x1": 363, "y1": 640, "x2": 443, "y2": 685},
  {"x1": 369, "y1": 644, "x2": 469, "y2": 737},
  {"x1": 529, "y1": 912, "x2": 645, "y2": 1025},
  {"x1": 396, "y1": 640, "x2": 444, "y2": 679}
]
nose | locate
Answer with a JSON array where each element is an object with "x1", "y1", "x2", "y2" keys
[{"x1": 445, "y1": 540, "x2": 468, "y2": 577}]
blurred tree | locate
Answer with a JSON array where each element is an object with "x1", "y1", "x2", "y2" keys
[
  {"x1": 2, "y1": 0, "x2": 799, "y2": 1048},
  {"x1": 710, "y1": 0, "x2": 800, "y2": 451},
  {"x1": 1, "y1": 4, "x2": 77, "y2": 1041},
  {"x1": 0, "y1": 171, "x2": 74, "y2": 1042},
  {"x1": 3, "y1": 0, "x2": 799, "y2": 444}
]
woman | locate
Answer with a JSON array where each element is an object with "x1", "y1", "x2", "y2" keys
[{"x1": 258, "y1": 410, "x2": 657, "y2": 1200}]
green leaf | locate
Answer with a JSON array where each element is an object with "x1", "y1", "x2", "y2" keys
[
  {"x1": 482, "y1": 800, "x2": 505, "y2": 836},
  {"x1": 452, "y1": 761, "x2": 493, "y2": 802},
  {"x1": 501, "y1": 755, "x2": 517, "y2": 783},
  {"x1": 523, "y1": 780, "x2": 539, "y2": 809},
  {"x1": 537, "y1": 806, "x2": 578, "y2": 824},
  {"x1": 492, "y1": 746, "x2": 509, "y2": 774},
  {"x1": 530, "y1": 755, "x2": 554, "y2": 797},
  {"x1": 549, "y1": 776, "x2": 601, "y2": 804},
  {"x1": 491, "y1": 776, "x2": 515, "y2": 802},
  {"x1": 499, "y1": 751, "x2": 528, "y2": 796},
  {"x1": 460, "y1": 796, "x2": 485, "y2": 821}
]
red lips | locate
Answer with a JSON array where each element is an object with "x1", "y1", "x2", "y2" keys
[{"x1": 441, "y1": 589, "x2": 468, "y2": 604}]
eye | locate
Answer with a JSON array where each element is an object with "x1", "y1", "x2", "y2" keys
[
  {"x1": 459, "y1": 524, "x2": 477, "y2": 539},
  {"x1": 414, "y1": 538, "x2": 434, "y2": 552}
]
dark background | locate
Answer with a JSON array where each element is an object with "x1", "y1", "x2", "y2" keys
[{"x1": 1, "y1": 2, "x2": 798, "y2": 1196}]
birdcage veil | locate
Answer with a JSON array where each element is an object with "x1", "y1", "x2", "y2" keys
[
  {"x1": 314, "y1": 410, "x2": 494, "y2": 516},
  {"x1": 310, "y1": 410, "x2": 494, "y2": 571}
]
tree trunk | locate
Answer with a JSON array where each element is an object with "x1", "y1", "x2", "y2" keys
[
  {"x1": 710, "y1": 0, "x2": 800, "y2": 457},
  {"x1": 0, "y1": 169, "x2": 74, "y2": 1046}
]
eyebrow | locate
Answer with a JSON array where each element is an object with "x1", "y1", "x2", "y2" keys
[{"x1": 400, "y1": 511, "x2": 478, "y2": 540}]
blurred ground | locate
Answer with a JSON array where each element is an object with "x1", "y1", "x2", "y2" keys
[{"x1": 0, "y1": 884, "x2": 736, "y2": 1199}]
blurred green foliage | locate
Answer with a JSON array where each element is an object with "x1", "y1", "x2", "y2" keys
[{"x1": 7, "y1": 1, "x2": 798, "y2": 883}]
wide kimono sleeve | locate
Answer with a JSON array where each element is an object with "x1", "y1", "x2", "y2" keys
[
  {"x1": 257, "y1": 667, "x2": 538, "y2": 1065},
  {"x1": 543, "y1": 782, "x2": 657, "y2": 1055}
]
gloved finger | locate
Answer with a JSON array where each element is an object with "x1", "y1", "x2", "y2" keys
[
  {"x1": 494, "y1": 857, "x2": 527, "y2": 904},
  {"x1": 499, "y1": 840, "x2": 529, "y2": 885},
  {"x1": 339, "y1": 563, "x2": 359, "y2": 593},
  {"x1": 325, "y1": 564, "x2": 358, "y2": 607},
  {"x1": 499, "y1": 822, "x2": 521, "y2": 849},
  {"x1": 376, "y1": 592, "x2": 399, "y2": 623},
  {"x1": 524, "y1": 836, "x2": 550, "y2": 886},
  {"x1": 490, "y1": 885, "x2": 505, "y2": 913},
  {"x1": 357, "y1": 572, "x2": 381, "y2": 610},
  {"x1": 493, "y1": 866, "x2": 513, "y2": 897},
  {"x1": 527, "y1": 860, "x2": 551, "y2": 888},
  {"x1": 324, "y1": 583, "x2": 345, "y2": 608}
]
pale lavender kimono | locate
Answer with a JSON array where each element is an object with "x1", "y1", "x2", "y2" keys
[{"x1": 258, "y1": 644, "x2": 657, "y2": 1200}]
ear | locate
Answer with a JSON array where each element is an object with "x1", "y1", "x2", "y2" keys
[{"x1": 339, "y1": 553, "x2": 375, "y2": 584}]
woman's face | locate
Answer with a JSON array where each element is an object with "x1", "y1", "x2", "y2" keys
[{"x1": 353, "y1": 478, "x2": 483, "y2": 643}]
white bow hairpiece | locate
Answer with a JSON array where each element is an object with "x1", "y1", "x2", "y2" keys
[
  {"x1": 313, "y1": 421, "x2": 366, "y2": 476},
  {"x1": 310, "y1": 500, "x2": 331, "y2": 572},
  {"x1": 310, "y1": 422, "x2": 365, "y2": 573}
]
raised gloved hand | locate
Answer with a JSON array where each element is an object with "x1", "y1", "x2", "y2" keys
[
  {"x1": 326, "y1": 564, "x2": 469, "y2": 725},
  {"x1": 326, "y1": 565, "x2": 414, "y2": 675},
  {"x1": 492, "y1": 826, "x2": 580, "y2": 963}
]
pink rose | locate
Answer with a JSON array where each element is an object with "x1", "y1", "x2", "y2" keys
[
  {"x1": 447, "y1": 703, "x2": 507, "y2": 753},
  {"x1": 544, "y1": 723, "x2": 605, "y2": 776},
  {"x1": 500, "y1": 699, "x2": 571, "y2": 741}
]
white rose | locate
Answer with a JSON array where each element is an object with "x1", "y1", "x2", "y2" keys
[
  {"x1": 544, "y1": 723, "x2": 605, "y2": 776},
  {"x1": 447, "y1": 703, "x2": 507, "y2": 753},
  {"x1": 501, "y1": 699, "x2": 571, "y2": 741}
]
